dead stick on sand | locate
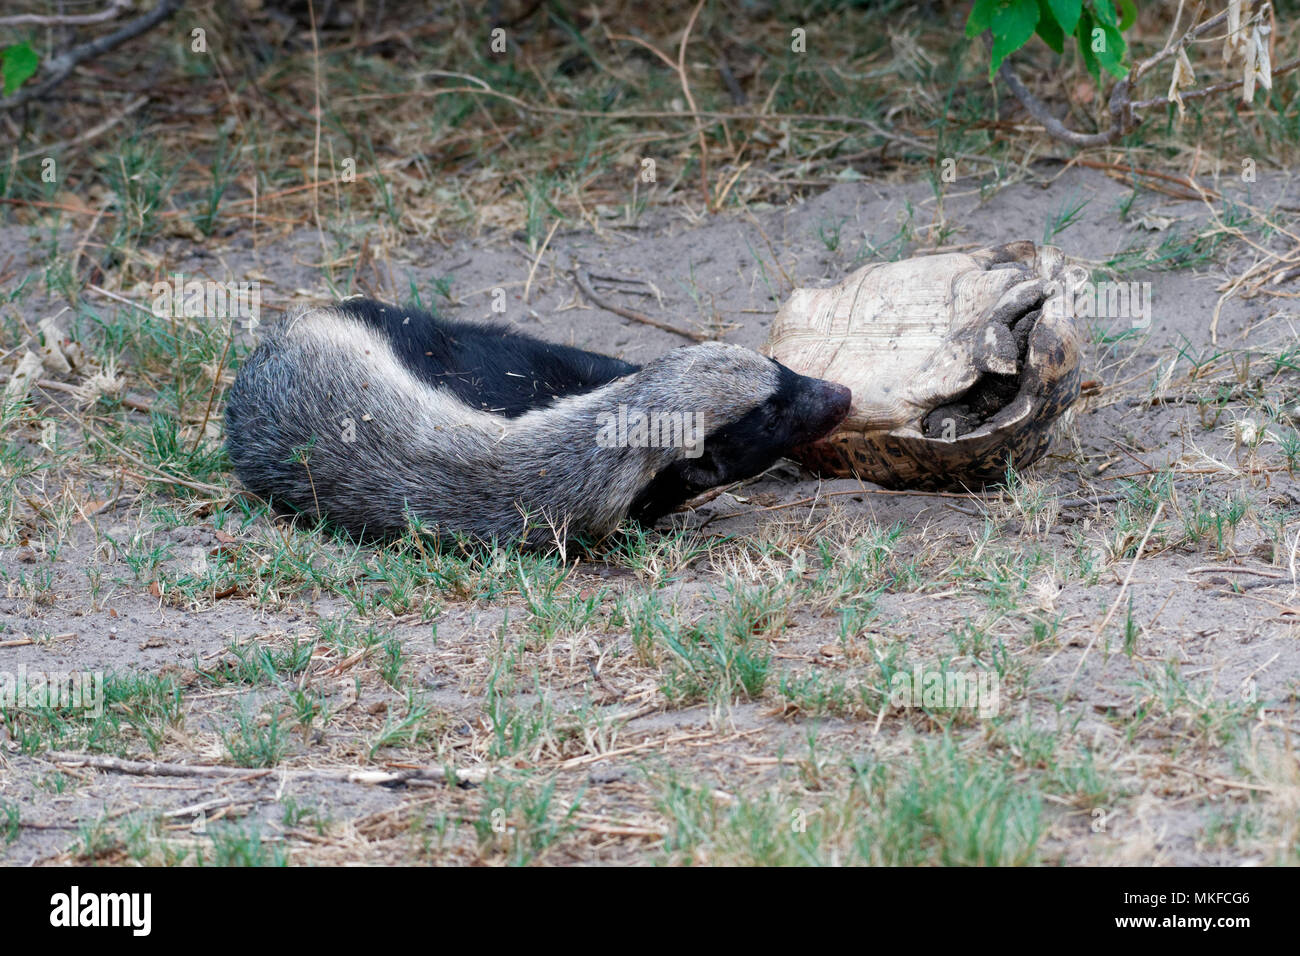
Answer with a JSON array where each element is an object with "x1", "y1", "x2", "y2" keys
[
  {"x1": 1187, "y1": 565, "x2": 1286, "y2": 579},
  {"x1": 571, "y1": 265, "x2": 708, "y2": 342},
  {"x1": 523, "y1": 219, "x2": 562, "y2": 304},
  {"x1": 45, "y1": 752, "x2": 490, "y2": 787}
]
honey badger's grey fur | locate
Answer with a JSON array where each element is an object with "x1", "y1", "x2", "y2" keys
[{"x1": 225, "y1": 300, "x2": 850, "y2": 544}]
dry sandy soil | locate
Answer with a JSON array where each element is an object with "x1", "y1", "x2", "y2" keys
[{"x1": 2, "y1": 165, "x2": 1299, "y2": 865}]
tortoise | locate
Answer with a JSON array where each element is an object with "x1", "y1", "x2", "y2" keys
[{"x1": 767, "y1": 240, "x2": 1085, "y2": 490}]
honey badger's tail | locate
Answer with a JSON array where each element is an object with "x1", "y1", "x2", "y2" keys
[{"x1": 225, "y1": 302, "x2": 848, "y2": 544}]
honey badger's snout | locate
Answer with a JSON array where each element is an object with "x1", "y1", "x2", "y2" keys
[
  {"x1": 792, "y1": 376, "x2": 851, "y2": 444},
  {"x1": 768, "y1": 360, "x2": 851, "y2": 447}
]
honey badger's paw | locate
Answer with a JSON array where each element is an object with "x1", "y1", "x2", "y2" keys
[{"x1": 768, "y1": 241, "x2": 1086, "y2": 490}]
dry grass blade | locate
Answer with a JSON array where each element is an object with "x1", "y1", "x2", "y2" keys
[{"x1": 1064, "y1": 502, "x2": 1164, "y2": 695}]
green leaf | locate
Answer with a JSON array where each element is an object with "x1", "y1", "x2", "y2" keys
[
  {"x1": 1, "y1": 42, "x2": 39, "y2": 97},
  {"x1": 989, "y1": 0, "x2": 1041, "y2": 77},
  {"x1": 1036, "y1": 0, "x2": 1065, "y2": 52},
  {"x1": 1090, "y1": 0, "x2": 1118, "y2": 29},
  {"x1": 1076, "y1": 9, "x2": 1100, "y2": 83},
  {"x1": 1117, "y1": 0, "x2": 1138, "y2": 31},
  {"x1": 966, "y1": 0, "x2": 1002, "y2": 37},
  {"x1": 1095, "y1": 22, "x2": 1127, "y2": 78},
  {"x1": 1047, "y1": 0, "x2": 1082, "y2": 34}
]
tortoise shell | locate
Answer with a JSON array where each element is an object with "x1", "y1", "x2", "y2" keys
[{"x1": 767, "y1": 241, "x2": 1084, "y2": 489}]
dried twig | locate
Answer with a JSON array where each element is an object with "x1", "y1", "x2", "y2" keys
[
  {"x1": 523, "y1": 218, "x2": 561, "y2": 303},
  {"x1": 44, "y1": 751, "x2": 490, "y2": 787},
  {"x1": 307, "y1": 0, "x2": 326, "y2": 256},
  {"x1": 571, "y1": 264, "x2": 708, "y2": 342},
  {"x1": 0, "y1": 1, "x2": 130, "y2": 27},
  {"x1": 0, "y1": 373, "x2": 153, "y2": 414},
  {"x1": 677, "y1": 0, "x2": 711, "y2": 210},
  {"x1": 1069, "y1": 158, "x2": 1223, "y2": 202},
  {"x1": 675, "y1": 482, "x2": 740, "y2": 512},
  {"x1": 1129, "y1": 56, "x2": 1300, "y2": 110},
  {"x1": 1166, "y1": 762, "x2": 1274, "y2": 793},
  {"x1": 0, "y1": 0, "x2": 182, "y2": 113},
  {"x1": 1188, "y1": 565, "x2": 1286, "y2": 578},
  {"x1": 997, "y1": 56, "x2": 1134, "y2": 149}
]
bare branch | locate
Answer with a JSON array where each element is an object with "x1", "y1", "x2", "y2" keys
[
  {"x1": 1129, "y1": 56, "x2": 1300, "y2": 110},
  {"x1": 0, "y1": 0, "x2": 183, "y2": 113},
  {"x1": 0, "y1": 1, "x2": 131, "y2": 28},
  {"x1": 571, "y1": 264, "x2": 709, "y2": 342},
  {"x1": 997, "y1": 59, "x2": 1123, "y2": 148},
  {"x1": 1130, "y1": 9, "x2": 1229, "y2": 84},
  {"x1": 993, "y1": 8, "x2": 1281, "y2": 150}
]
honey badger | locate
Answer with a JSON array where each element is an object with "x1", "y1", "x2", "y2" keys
[{"x1": 224, "y1": 299, "x2": 851, "y2": 544}]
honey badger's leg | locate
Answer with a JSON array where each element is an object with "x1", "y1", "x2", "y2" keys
[
  {"x1": 628, "y1": 360, "x2": 851, "y2": 526},
  {"x1": 498, "y1": 350, "x2": 847, "y2": 541},
  {"x1": 337, "y1": 298, "x2": 639, "y2": 415}
]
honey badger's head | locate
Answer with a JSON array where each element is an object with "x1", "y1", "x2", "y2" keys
[{"x1": 627, "y1": 343, "x2": 851, "y2": 526}]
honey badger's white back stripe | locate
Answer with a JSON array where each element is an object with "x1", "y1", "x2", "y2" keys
[{"x1": 285, "y1": 307, "x2": 507, "y2": 442}]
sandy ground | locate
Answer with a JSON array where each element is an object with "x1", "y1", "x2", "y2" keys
[{"x1": 2, "y1": 165, "x2": 1299, "y2": 864}]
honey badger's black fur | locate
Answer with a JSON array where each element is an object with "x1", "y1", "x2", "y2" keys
[
  {"x1": 334, "y1": 297, "x2": 640, "y2": 416},
  {"x1": 225, "y1": 299, "x2": 851, "y2": 544}
]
